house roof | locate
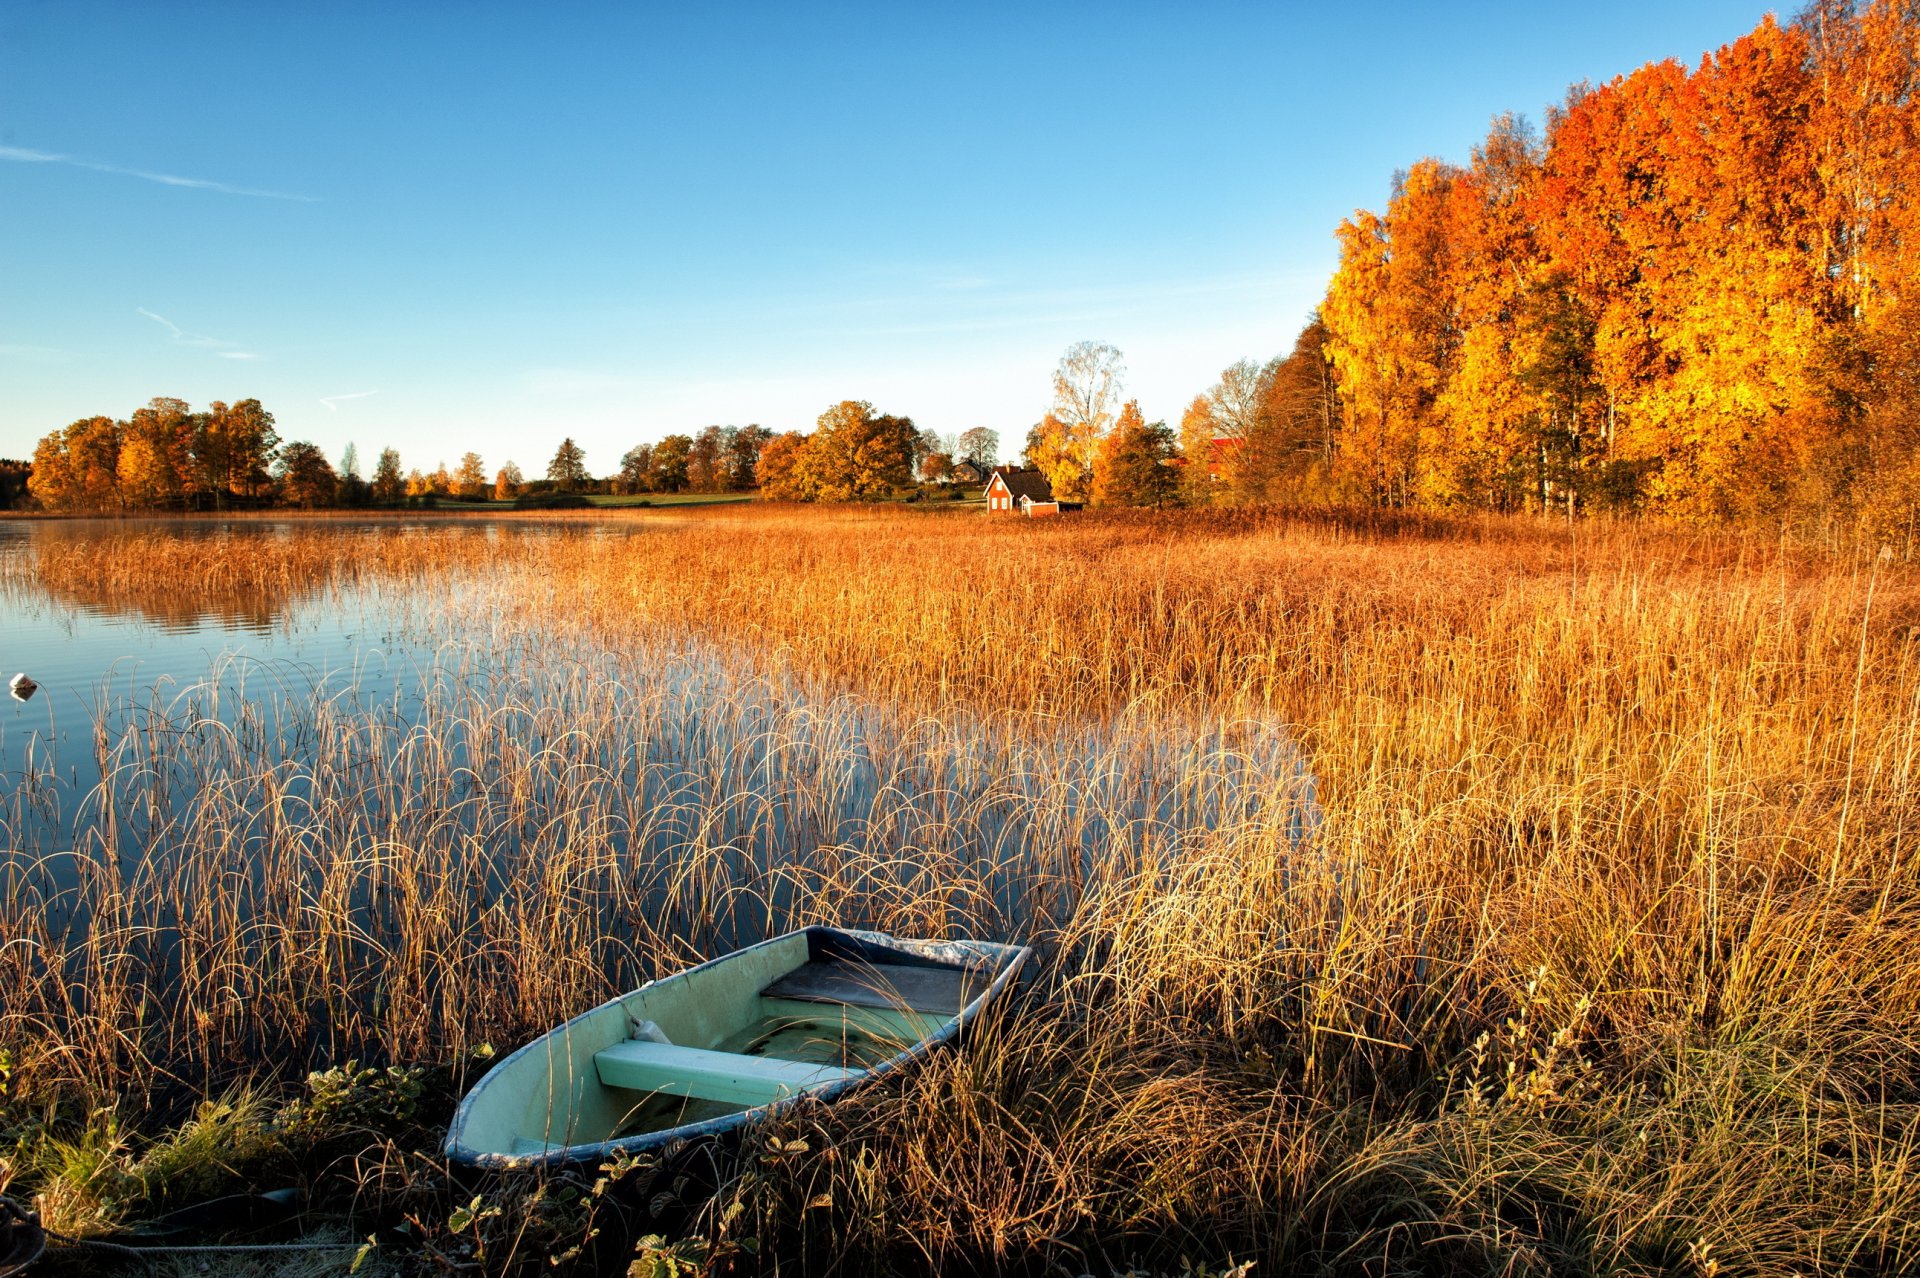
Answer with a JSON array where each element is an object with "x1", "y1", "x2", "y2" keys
[{"x1": 987, "y1": 469, "x2": 1053, "y2": 502}]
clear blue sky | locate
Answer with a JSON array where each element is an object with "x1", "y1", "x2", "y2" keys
[{"x1": 2, "y1": 1, "x2": 1780, "y2": 475}]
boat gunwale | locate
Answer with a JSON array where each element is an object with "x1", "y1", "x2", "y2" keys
[{"x1": 444, "y1": 926, "x2": 1032, "y2": 1170}]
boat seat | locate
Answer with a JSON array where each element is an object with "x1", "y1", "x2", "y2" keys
[
  {"x1": 593, "y1": 1040, "x2": 864, "y2": 1107},
  {"x1": 760, "y1": 960, "x2": 979, "y2": 1017}
]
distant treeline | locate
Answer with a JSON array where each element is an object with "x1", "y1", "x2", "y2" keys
[
  {"x1": 1202, "y1": 1, "x2": 1920, "y2": 530},
  {"x1": 15, "y1": 399, "x2": 1004, "y2": 512},
  {"x1": 20, "y1": 399, "x2": 621, "y2": 511}
]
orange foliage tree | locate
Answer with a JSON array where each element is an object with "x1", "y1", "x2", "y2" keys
[{"x1": 1302, "y1": 3, "x2": 1920, "y2": 526}]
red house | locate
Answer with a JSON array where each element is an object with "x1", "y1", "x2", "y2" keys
[{"x1": 983, "y1": 467, "x2": 1053, "y2": 513}]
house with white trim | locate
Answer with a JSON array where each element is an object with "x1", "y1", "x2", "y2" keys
[{"x1": 984, "y1": 467, "x2": 1053, "y2": 513}]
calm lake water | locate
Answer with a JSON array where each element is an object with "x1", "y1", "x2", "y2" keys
[{"x1": 0, "y1": 519, "x2": 598, "y2": 854}]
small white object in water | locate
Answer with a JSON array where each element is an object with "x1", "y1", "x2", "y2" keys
[{"x1": 8, "y1": 673, "x2": 36, "y2": 702}]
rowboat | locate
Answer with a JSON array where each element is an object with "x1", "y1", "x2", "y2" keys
[{"x1": 444, "y1": 926, "x2": 1032, "y2": 1169}]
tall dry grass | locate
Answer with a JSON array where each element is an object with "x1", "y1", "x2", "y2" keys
[{"x1": 2, "y1": 505, "x2": 1917, "y2": 1273}]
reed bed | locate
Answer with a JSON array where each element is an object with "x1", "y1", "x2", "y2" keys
[{"x1": 1, "y1": 506, "x2": 1917, "y2": 1275}]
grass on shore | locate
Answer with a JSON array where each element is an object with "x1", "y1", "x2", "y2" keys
[{"x1": 2, "y1": 504, "x2": 1918, "y2": 1275}]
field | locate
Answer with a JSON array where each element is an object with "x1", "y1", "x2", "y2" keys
[{"x1": 2, "y1": 503, "x2": 1918, "y2": 1276}]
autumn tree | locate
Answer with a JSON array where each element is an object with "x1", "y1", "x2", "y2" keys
[
  {"x1": 650, "y1": 435, "x2": 692, "y2": 492},
  {"x1": 795, "y1": 401, "x2": 917, "y2": 500},
  {"x1": 1427, "y1": 114, "x2": 1545, "y2": 510},
  {"x1": 1024, "y1": 413, "x2": 1082, "y2": 499},
  {"x1": 1177, "y1": 396, "x2": 1219, "y2": 505},
  {"x1": 26, "y1": 431, "x2": 81, "y2": 510},
  {"x1": 1036, "y1": 341, "x2": 1125, "y2": 501},
  {"x1": 920, "y1": 451, "x2": 956, "y2": 484},
  {"x1": 1181, "y1": 358, "x2": 1271, "y2": 503},
  {"x1": 276, "y1": 441, "x2": 337, "y2": 508},
  {"x1": 194, "y1": 399, "x2": 279, "y2": 505},
  {"x1": 687, "y1": 427, "x2": 730, "y2": 492},
  {"x1": 365, "y1": 448, "x2": 401, "y2": 504},
  {"x1": 726, "y1": 425, "x2": 773, "y2": 490},
  {"x1": 755, "y1": 432, "x2": 811, "y2": 499},
  {"x1": 617, "y1": 444, "x2": 654, "y2": 494},
  {"x1": 1323, "y1": 161, "x2": 1460, "y2": 507},
  {"x1": 454, "y1": 451, "x2": 488, "y2": 500},
  {"x1": 28, "y1": 416, "x2": 124, "y2": 510},
  {"x1": 913, "y1": 427, "x2": 943, "y2": 475},
  {"x1": 1244, "y1": 317, "x2": 1342, "y2": 502},
  {"x1": 547, "y1": 438, "x2": 590, "y2": 492},
  {"x1": 494, "y1": 462, "x2": 524, "y2": 501},
  {"x1": 117, "y1": 398, "x2": 196, "y2": 508},
  {"x1": 1091, "y1": 400, "x2": 1180, "y2": 508}
]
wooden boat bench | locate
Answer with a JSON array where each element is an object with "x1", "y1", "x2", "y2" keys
[{"x1": 593, "y1": 1040, "x2": 863, "y2": 1107}]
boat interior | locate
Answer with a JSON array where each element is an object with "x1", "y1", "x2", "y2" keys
[{"x1": 481, "y1": 931, "x2": 995, "y2": 1158}]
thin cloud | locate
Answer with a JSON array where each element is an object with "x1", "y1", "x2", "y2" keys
[
  {"x1": 1, "y1": 145, "x2": 317, "y2": 202},
  {"x1": 319, "y1": 390, "x2": 380, "y2": 411},
  {"x1": 138, "y1": 308, "x2": 257, "y2": 360}
]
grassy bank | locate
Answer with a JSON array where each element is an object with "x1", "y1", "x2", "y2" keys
[{"x1": 2, "y1": 506, "x2": 1917, "y2": 1274}]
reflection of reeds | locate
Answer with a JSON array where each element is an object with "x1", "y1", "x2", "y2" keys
[
  {"x1": 16, "y1": 520, "x2": 546, "y2": 629},
  {"x1": 4, "y1": 505, "x2": 1919, "y2": 1272}
]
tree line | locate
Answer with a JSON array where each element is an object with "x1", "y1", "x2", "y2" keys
[
  {"x1": 1215, "y1": 0, "x2": 1920, "y2": 530},
  {"x1": 14, "y1": 398, "x2": 1012, "y2": 511},
  {"x1": 19, "y1": 398, "x2": 634, "y2": 511}
]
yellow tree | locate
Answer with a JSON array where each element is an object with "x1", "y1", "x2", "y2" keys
[
  {"x1": 493, "y1": 462, "x2": 523, "y2": 501},
  {"x1": 1803, "y1": 0, "x2": 1920, "y2": 529},
  {"x1": 454, "y1": 452, "x2": 488, "y2": 500},
  {"x1": 1023, "y1": 413, "x2": 1084, "y2": 500},
  {"x1": 1428, "y1": 115, "x2": 1545, "y2": 510},
  {"x1": 1639, "y1": 18, "x2": 1826, "y2": 518},
  {"x1": 1322, "y1": 161, "x2": 1460, "y2": 506},
  {"x1": 796, "y1": 401, "x2": 916, "y2": 500},
  {"x1": 120, "y1": 398, "x2": 195, "y2": 508},
  {"x1": 30, "y1": 416, "x2": 123, "y2": 510},
  {"x1": 755, "y1": 432, "x2": 811, "y2": 499},
  {"x1": 1177, "y1": 395, "x2": 1218, "y2": 505}
]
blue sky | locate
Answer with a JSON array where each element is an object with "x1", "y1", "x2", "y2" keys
[{"x1": 2, "y1": 2, "x2": 1779, "y2": 475}]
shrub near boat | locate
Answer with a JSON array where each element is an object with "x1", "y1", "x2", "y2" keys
[{"x1": 444, "y1": 927, "x2": 1032, "y2": 1170}]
